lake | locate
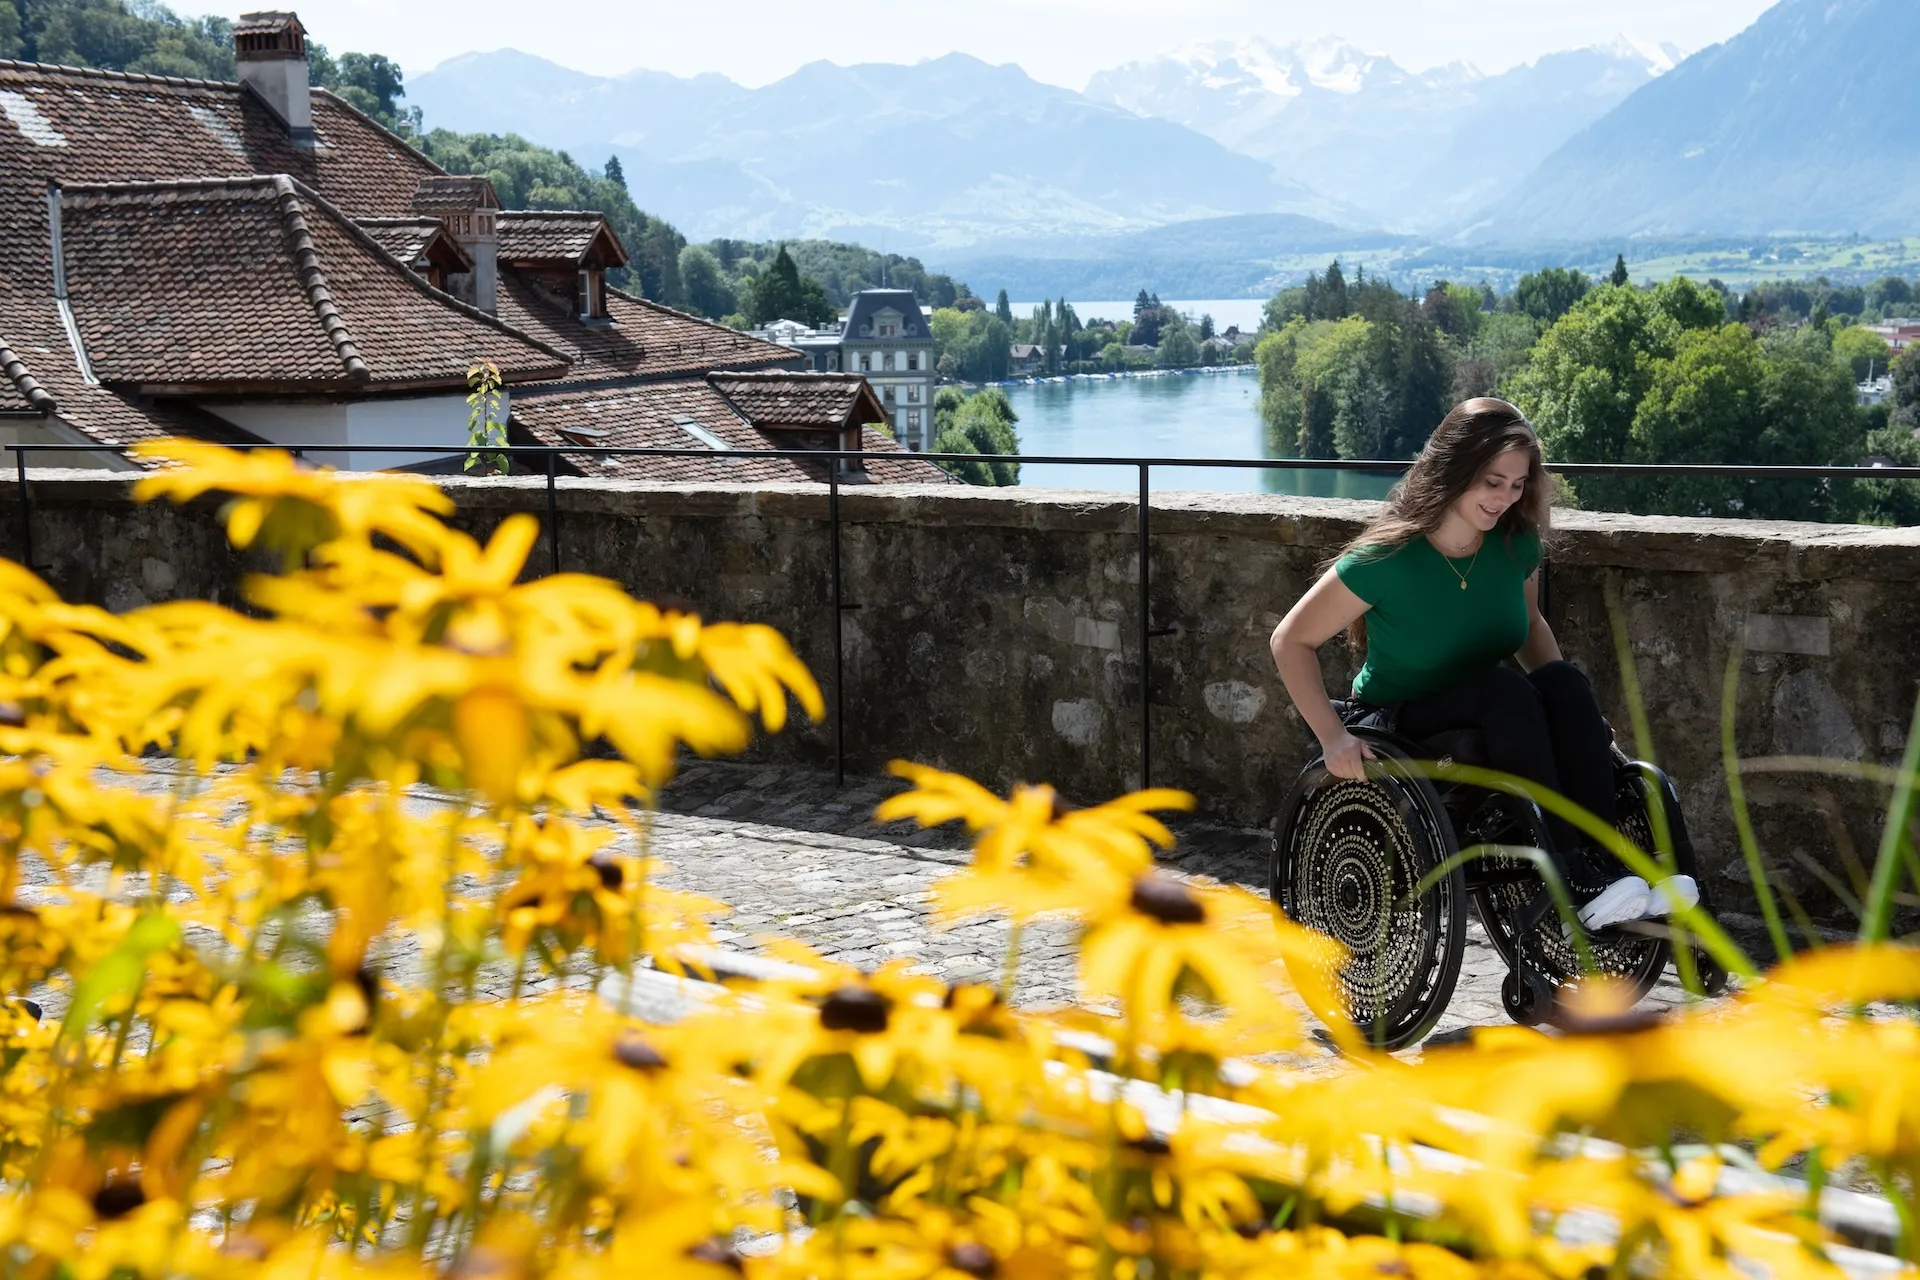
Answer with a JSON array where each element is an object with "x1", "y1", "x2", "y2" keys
[{"x1": 999, "y1": 367, "x2": 1400, "y2": 499}]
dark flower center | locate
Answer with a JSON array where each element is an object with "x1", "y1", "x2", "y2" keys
[
  {"x1": 819, "y1": 985, "x2": 892, "y2": 1033},
  {"x1": 947, "y1": 1242, "x2": 998, "y2": 1278},
  {"x1": 612, "y1": 1032, "x2": 668, "y2": 1070},
  {"x1": 590, "y1": 852, "x2": 628, "y2": 891},
  {"x1": 1129, "y1": 874, "x2": 1205, "y2": 925},
  {"x1": 91, "y1": 1180, "x2": 145, "y2": 1220},
  {"x1": 1126, "y1": 1134, "x2": 1172, "y2": 1157}
]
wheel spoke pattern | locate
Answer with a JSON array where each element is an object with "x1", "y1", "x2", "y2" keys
[
  {"x1": 1471, "y1": 768, "x2": 1668, "y2": 996},
  {"x1": 1281, "y1": 774, "x2": 1461, "y2": 1047}
]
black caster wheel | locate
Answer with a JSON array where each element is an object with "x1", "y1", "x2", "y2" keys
[
  {"x1": 1693, "y1": 950, "x2": 1729, "y2": 998},
  {"x1": 1501, "y1": 967, "x2": 1553, "y2": 1026}
]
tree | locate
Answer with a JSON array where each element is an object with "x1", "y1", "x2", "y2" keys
[
  {"x1": 1156, "y1": 315, "x2": 1199, "y2": 369},
  {"x1": 994, "y1": 289, "x2": 1014, "y2": 327},
  {"x1": 1629, "y1": 324, "x2": 1858, "y2": 520},
  {"x1": 1198, "y1": 313, "x2": 1216, "y2": 342},
  {"x1": 1513, "y1": 268, "x2": 1591, "y2": 326},
  {"x1": 1257, "y1": 317, "x2": 1375, "y2": 459},
  {"x1": 1610, "y1": 254, "x2": 1630, "y2": 288},
  {"x1": 1892, "y1": 345, "x2": 1920, "y2": 432},
  {"x1": 678, "y1": 245, "x2": 737, "y2": 320},
  {"x1": 604, "y1": 156, "x2": 626, "y2": 189},
  {"x1": 1834, "y1": 326, "x2": 1893, "y2": 383},
  {"x1": 1320, "y1": 260, "x2": 1349, "y2": 320},
  {"x1": 932, "y1": 389, "x2": 1019, "y2": 485},
  {"x1": 329, "y1": 51, "x2": 406, "y2": 127},
  {"x1": 1134, "y1": 289, "x2": 1152, "y2": 319},
  {"x1": 745, "y1": 246, "x2": 836, "y2": 326}
]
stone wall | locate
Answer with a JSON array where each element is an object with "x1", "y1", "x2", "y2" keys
[{"x1": 6, "y1": 468, "x2": 1919, "y2": 928}]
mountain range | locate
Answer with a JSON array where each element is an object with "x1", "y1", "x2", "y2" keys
[
  {"x1": 1083, "y1": 35, "x2": 1681, "y2": 233},
  {"x1": 406, "y1": 0, "x2": 1920, "y2": 277},
  {"x1": 1466, "y1": 0, "x2": 1920, "y2": 241},
  {"x1": 408, "y1": 51, "x2": 1358, "y2": 255}
]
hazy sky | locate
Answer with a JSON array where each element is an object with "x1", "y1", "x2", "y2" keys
[{"x1": 192, "y1": 0, "x2": 1781, "y2": 88}]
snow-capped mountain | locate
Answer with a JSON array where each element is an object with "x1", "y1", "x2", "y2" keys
[{"x1": 1084, "y1": 35, "x2": 1682, "y2": 231}]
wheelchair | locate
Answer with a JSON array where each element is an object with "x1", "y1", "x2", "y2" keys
[{"x1": 1268, "y1": 707, "x2": 1729, "y2": 1049}]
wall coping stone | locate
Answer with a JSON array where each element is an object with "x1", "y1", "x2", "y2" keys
[{"x1": 16, "y1": 467, "x2": 1920, "y2": 581}]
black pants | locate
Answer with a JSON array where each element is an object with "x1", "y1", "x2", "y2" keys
[{"x1": 1392, "y1": 662, "x2": 1617, "y2": 868}]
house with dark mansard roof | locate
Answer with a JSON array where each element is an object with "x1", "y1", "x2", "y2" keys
[{"x1": 0, "y1": 11, "x2": 946, "y2": 484}]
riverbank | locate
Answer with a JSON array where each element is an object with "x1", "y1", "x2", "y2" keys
[{"x1": 962, "y1": 363, "x2": 1257, "y2": 391}]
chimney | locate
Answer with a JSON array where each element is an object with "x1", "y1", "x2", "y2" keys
[
  {"x1": 234, "y1": 12, "x2": 314, "y2": 146},
  {"x1": 412, "y1": 176, "x2": 501, "y2": 314}
]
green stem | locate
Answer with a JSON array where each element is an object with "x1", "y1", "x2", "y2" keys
[
  {"x1": 1722, "y1": 643, "x2": 1791, "y2": 963},
  {"x1": 1862, "y1": 686, "x2": 1920, "y2": 944}
]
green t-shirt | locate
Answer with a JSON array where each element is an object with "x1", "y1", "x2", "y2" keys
[{"x1": 1335, "y1": 529, "x2": 1544, "y2": 705}]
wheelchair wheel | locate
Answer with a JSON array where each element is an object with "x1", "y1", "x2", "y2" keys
[
  {"x1": 1270, "y1": 744, "x2": 1467, "y2": 1052},
  {"x1": 1473, "y1": 757, "x2": 1679, "y2": 1008}
]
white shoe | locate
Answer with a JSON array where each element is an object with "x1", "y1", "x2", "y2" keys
[
  {"x1": 1575, "y1": 876, "x2": 1653, "y2": 932},
  {"x1": 1641, "y1": 875, "x2": 1699, "y2": 918}
]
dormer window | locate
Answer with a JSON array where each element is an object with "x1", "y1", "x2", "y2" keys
[{"x1": 577, "y1": 267, "x2": 607, "y2": 320}]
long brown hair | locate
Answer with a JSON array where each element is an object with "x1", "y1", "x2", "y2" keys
[{"x1": 1327, "y1": 398, "x2": 1556, "y2": 648}]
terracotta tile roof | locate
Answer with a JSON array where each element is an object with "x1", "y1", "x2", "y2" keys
[
  {"x1": 496, "y1": 277, "x2": 802, "y2": 384},
  {"x1": 0, "y1": 61, "x2": 444, "y2": 219},
  {"x1": 410, "y1": 174, "x2": 499, "y2": 212},
  {"x1": 55, "y1": 175, "x2": 569, "y2": 391},
  {"x1": 497, "y1": 210, "x2": 627, "y2": 266},
  {"x1": 707, "y1": 371, "x2": 885, "y2": 432},
  {"x1": 511, "y1": 379, "x2": 955, "y2": 485},
  {"x1": 356, "y1": 216, "x2": 472, "y2": 270}
]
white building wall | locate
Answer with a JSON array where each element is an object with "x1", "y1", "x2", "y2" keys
[{"x1": 206, "y1": 392, "x2": 496, "y2": 471}]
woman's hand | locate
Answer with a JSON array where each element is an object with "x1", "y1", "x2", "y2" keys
[{"x1": 1321, "y1": 731, "x2": 1376, "y2": 782}]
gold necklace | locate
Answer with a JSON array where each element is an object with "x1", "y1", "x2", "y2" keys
[{"x1": 1434, "y1": 536, "x2": 1480, "y2": 590}]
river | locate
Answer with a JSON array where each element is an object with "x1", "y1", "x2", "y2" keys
[{"x1": 999, "y1": 367, "x2": 1399, "y2": 498}]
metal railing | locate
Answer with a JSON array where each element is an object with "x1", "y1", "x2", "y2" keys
[{"x1": 8, "y1": 441, "x2": 1920, "y2": 795}]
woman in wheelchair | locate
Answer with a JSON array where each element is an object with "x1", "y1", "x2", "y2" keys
[{"x1": 1267, "y1": 398, "x2": 1711, "y2": 1044}]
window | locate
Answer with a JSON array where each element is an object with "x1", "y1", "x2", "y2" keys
[
  {"x1": 907, "y1": 409, "x2": 921, "y2": 430},
  {"x1": 858, "y1": 352, "x2": 872, "y2": 372},
  {"x1": 879, "y1": 322, "x2": 898, "y2": 338},
  {"x1": 882, "y1": 352, "x2": 895, "y2": 371},
  {"x1": 907, "y1": 384, "x2": 920, "y2": 403},
  {"x1": 883, "y1": 386, "x2": 895, "y2": 404},
  {"x1": 828, "y1": 351, "x2": 840, "y2": 371},
  {"x1": 906, "y1": 352, "x2": 919, "y2": 371}
]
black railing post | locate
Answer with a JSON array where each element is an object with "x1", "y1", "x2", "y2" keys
[
  {"x1": 830, "y1": 459, "x2": 845, "y2": 788},
  {"x1": 545, "y1": 451, "x2": 559, "y2": 576},
  {"x1": 1138, "y1": 460, "x2": 1150, "y2": 791},
  {"x1": 14, "y1": 448, "x2": 31, "y2": 572}
]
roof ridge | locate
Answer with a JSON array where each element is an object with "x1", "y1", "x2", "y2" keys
[
  {"x1": 499, "y1": 209, "x2": 613, "y2": 219},
  {"x1": 606, "y1": 286, "x2": 797, "y2": 353},
  {"x1": 707, "y1": 370, "x2": 869, "y2": 382},
  {"x1": 267, "y1": 174, "x2": 369, "y2": 382},
  {"x1": 276, "y1": 176, "x2": 574, "y2": 375},
  {"x1": 0, "y1": 338, "x2": 56, "y2": 412},
  {"x1": 0, "y1": 58, "x2": 239, "y2": 92},
  {"x1": 58, "y1": 175, "x2": 282, "y2": 201}
]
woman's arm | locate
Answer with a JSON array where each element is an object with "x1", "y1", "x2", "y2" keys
[
  {"x1": 1515, "y1": 569, "x2": 1563, "y2": 671},
  {"x1": 1271, "y1": 569, "x2": 1374, "y2": 780}
]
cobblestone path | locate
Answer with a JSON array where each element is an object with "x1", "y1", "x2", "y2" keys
[{"x1": 649, "y1": 760, "x2": 1707, "y2": 1055}]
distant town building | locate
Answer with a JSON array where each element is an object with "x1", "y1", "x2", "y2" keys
[
  {"x1": 751, "y1": 290, "x2": 938, "y2": 449},
  {"x1": 1008, "y1": 344, "x2": 1046, "y2": 376},
  {"x1": 1859, "y1": 374, "x2": 1894, "y2": 407},
  {"x1": 1869, "y1": 319, "x2": 1920, "y2": 355}
]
